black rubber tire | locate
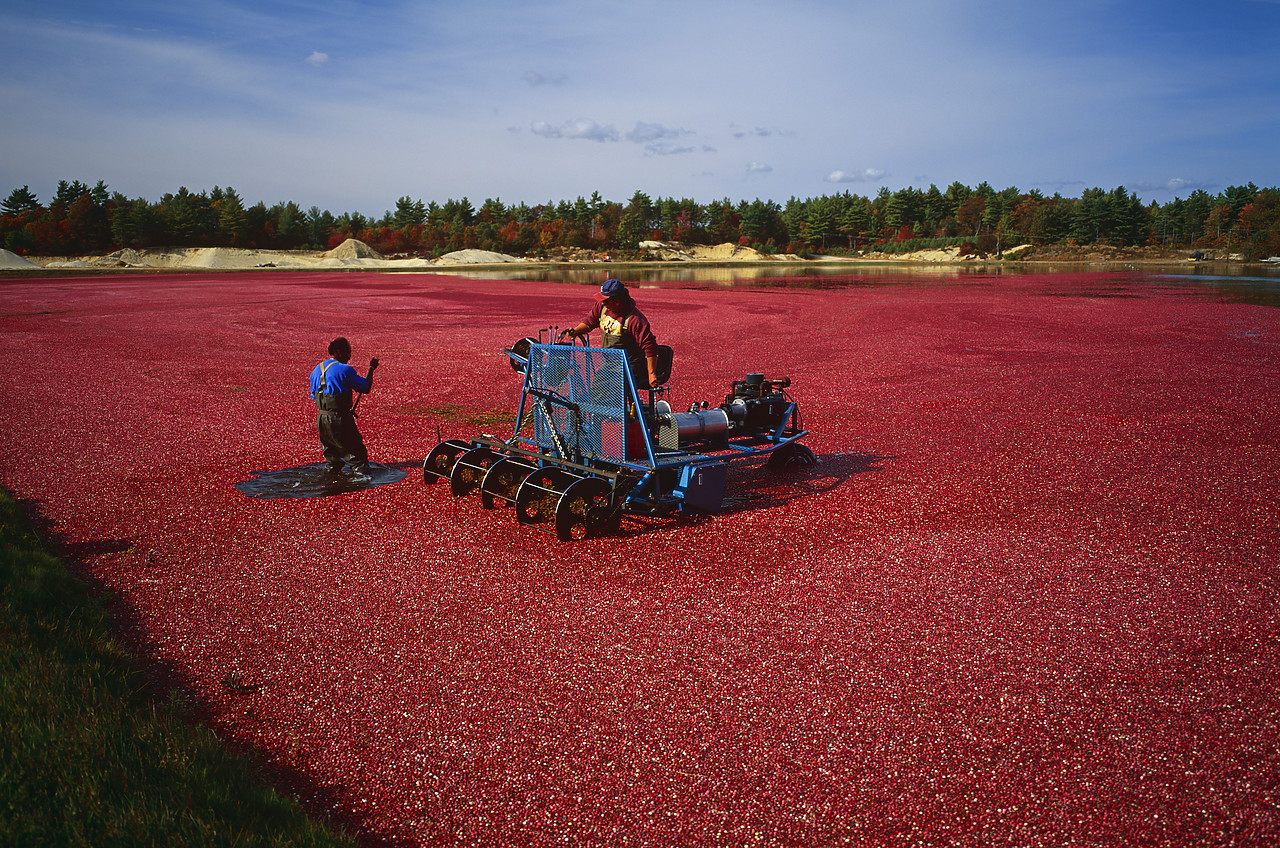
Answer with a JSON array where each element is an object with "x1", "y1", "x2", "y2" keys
[{"x1": 767, "y1": 442, "x2": 817, "y2": 471}]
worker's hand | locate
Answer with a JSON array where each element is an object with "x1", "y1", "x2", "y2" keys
[
  {"x1": 369, "y1": 357, "x2": 380, "y2": 370},
  {"x1": 648, "y1": 370, "x2": 662, "y2": 387},
  {"x1": 560, "y1": 328, "x2": 578, "y2": 340}
]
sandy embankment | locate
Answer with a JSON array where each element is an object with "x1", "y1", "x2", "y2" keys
[
  {"x1": 5, "y1": 238, "x2": 1216, "y2": 272},
  {"x1": 2, "y1": 239, "x2": 555, "y2": 271},
  {"x1": 2, "y1": 239, "x2": 826, "y2": 272},
  {"x1": 636, "y1": 240, "x2": 808, "y2": 262},
  {"x1": 2, "y1": 239, "x2": 527, "y2": 271}
]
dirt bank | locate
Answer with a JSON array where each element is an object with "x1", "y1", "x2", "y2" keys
[{"x1": 12, "y1": 239, "x2": 1252, "y2": 274}]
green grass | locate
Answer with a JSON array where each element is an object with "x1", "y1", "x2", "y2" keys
[{"x1": 0, "y1": 488, "x2": 357, "y2": 848}]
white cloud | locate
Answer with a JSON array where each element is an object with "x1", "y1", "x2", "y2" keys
[
  {"x1": 625, "y1": 122, "x2": 689, "y2": 144},
  {"x1": 826, "y1": 169, "x2": 886, "y2": 184},
  {"x1": 1127, "y1": 177, "x2": 1221, "y2": 196},
  {"x1": 522, "y1": 71, "x2": 567, "y2": 86},
  {"x1": 623, "y1": 123, "x2": 697, "y2": 155},
  {"x1": 733, "y1": 126, "x2": 782, "y2": 139},
  {"x1": 644, "y1": 142, "x2": 697, "y2": 156},
  {"x1": 1164, "y1": 178, "x2": 1193, "y2": 192},
  {"x1": 746, "y1": 161, "x2": 773, "y2": 174},
  {"x1": 530, "y1": 119, "x2": 619, "y2": 142},
  {"x1": 1031, "y1": 179, "x2": 1087, "y2": 194},
  {"x1": 305, "y1": 52, "x2": 329, "y2": 68}
]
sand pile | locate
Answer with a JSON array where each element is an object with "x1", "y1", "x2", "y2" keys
[
  {"x1": 691, "y1": 242, "x2": 768, "y2": 261},
  {"x1": 102, "y1": 247, "x2": 216, "y2": 268},
  {"x1": 639, "y1": 241, "x2": 782, "y2": 261},
  {"x1": 863, "y1": 243, "x2": 1035, "y2": 262},
  {"x1": 894, "y1": 245, "x2": 965, "y2": 262},
  {"x1": 639, "y1": 241, "x2": 694, "y2": 261},
  {"x1": 110, "y1": 248, "x2": 181, "y2": 267},
  {"x1": 91, "y1": 241, "x2": 513, "y2": 269},
  {"x1": 40, "y1": 257, "x2": 127, "y2": 268},
  {"x1": 0, "y1": 249, "x2": 44, "y2": 269},
  {"x1": 434, "y1": 249, "x2": 521, "y2": 265},
  {"x1": 105, "y1": 246, "x2": 334, "y2": 269},
  {"x1": 181, "y1": 247, "x2": 295, "y2": 268},
  {"x1": 324, "y1": 238, "x2": 385, "y2": 260}
]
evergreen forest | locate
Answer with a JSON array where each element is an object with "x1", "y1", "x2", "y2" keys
[{"x1": 4, "y1": 180, "x2": 1279, "y2": 261}]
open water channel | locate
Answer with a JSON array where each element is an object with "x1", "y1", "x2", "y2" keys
[{"x1": 433, "y1": 261, "x2": 1280, "y2": 307}]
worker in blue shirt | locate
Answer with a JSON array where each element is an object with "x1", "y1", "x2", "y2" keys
[{"x1": 309, "y1": 337, "x2": 379, "y2": 476}]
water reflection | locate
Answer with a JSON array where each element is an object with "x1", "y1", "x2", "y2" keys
[
  {"x1": 235, "y1": 461, "x2": 409, "y2": 499},
  {"x1": 433, "y1": 261, "x2": 981, "y2": 285},
  {"x1": 431, "y1": 260, "x2": 1280, "y2": 306},
  {"x1": 1158, "y1": 274, "x2": 1280, "y2": 308}
]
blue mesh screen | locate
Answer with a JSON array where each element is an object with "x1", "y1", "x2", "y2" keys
[{"x1": 523, "y1": 343, "x2": 638, "y2": 461}]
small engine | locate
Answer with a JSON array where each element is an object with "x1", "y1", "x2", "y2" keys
[{"x1": 655, "y1": 373, "x2": 793, "y2": 450}]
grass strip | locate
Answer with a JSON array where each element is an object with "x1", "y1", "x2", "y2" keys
[{"x1": 0, "y1": 488, "x2": 357, "y2": 848}]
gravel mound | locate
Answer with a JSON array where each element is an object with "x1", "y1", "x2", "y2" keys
[
  {"x1": 639, "y1": 240, "x2": 779, "y2": 261},
  {"x1": 434, "y1": 249, "x2": 521, "y2": 264},
  {"x1": 0, "y1": 249, "x2": 41, "y2": 269},
  {"x1": 323, "y1": 238, "x2": 385, "y2": 260}
]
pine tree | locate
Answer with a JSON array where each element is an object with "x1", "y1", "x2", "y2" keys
[
  {"x1": 215, "y1": 187, "x2": 248, "y2": 245},
  {"x1": 2, "y1": 186, "x2": 40, "y2": 216}
]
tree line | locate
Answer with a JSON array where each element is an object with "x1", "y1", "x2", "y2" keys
[{"x1": 3, "y1": 179, "x2": 1279, "y2": 260}]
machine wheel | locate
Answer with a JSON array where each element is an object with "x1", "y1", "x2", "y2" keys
[
  {"x1": 514, "y1": 468, "x2": 581, "y2": 526},
  {"x1": 767, "y1": 442, "x2": 817, "y2": 471},
  {"x1": 554, "y1": 477, "x2": 617, "y2": 542},
  {"x1": 505, "y1": 337, "x2": 535, "y2": 372},
  {"x1": 479, "y1": 456, "x2": 538, "y2": 508},
  {"x1": 449, "y1": 446, "x2": 503, "y2": 497},
  {"x1": 424, "y1": 439, "x2": 471, "y2": 484}
]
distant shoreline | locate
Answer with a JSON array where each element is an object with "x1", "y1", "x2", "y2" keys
[{"x1": 3, "y1": 239, "x2": 1270, "y2": 275}]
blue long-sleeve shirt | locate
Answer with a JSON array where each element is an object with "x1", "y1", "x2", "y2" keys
[{"x1": 309, "y1": 358, "x2": 371, "y2": 402}]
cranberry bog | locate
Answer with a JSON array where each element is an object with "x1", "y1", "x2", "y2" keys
[{"x1": 3, "y1": 270, "x2": 1278, "y2": 846}]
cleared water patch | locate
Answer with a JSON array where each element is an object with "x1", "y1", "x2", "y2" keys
[{"x1": 234, "y1": 461, "x2": 408, "y2": 499}]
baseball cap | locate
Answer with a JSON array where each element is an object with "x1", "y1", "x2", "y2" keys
[{"x1": 595, "y1": 279, "x2": 627, "y2": 301}]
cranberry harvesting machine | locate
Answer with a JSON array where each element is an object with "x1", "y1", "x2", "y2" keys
[{"x1": 423, "y1": 330, "x2": 815, "y2": 540}]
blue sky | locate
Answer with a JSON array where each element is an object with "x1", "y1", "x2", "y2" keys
[{"x1": 2, "y1": 0, "x2": 1278, "y2": 216}]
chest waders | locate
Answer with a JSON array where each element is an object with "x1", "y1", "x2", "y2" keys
[{"x1": 315, "y1": 359, "x2": 354, "y2": 414}]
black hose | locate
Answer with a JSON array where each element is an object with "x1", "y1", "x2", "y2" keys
[{"x1": 782, "y1": 388, "x2": 804, "y2": 431}]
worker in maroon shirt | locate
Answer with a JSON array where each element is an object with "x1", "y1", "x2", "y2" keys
[{"x1": 562, "y1": 279, "x2": 663, "y2": 388}]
